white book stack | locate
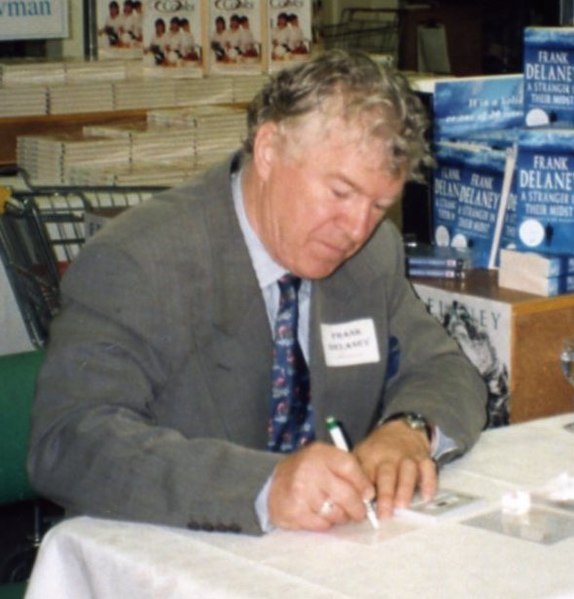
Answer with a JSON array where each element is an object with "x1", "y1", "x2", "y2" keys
[
  {"x1": 84, "y1": 121, "x2": 196, "y2": 165},
  {"x1": 68, "y1": 161, "x2": 203, "y2": 187},
  {"x1": 0, "y1": 86, "x2": 47, "y2": 117},
  {"x1": 147, "y1": 104, "x2": 247, "y2": 165},
  {"x1": 0, "y1": 60, "x2": 66, "y2": 86},
  {"x1": 49, "y1": 82, "x2": 116, "y2": 114},
  {"x1": 17, "y1": 132, "x2": 131, "y2": 186},
  {"x1": 232, "y1": 74, "x2": 269, "y2": 102},
  {"x1": 172, "y1": 77, "x2": 235, "y2": 106},
  {"x1": 113, "y1": 79, "x2": 179, "y2": 110},
  {"x1": 64, "y1": 60, "x2": 130, "y2": 83},
  {"x1": 499, "y1": 249, "x2": 574, "y2": 297}
]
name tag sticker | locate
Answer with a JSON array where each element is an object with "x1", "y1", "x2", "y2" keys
[{"x1": 321, "y1": 319, "x2": 380, "y2": 367}]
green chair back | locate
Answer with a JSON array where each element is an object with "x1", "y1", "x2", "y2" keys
[
  {"x1": 0, "y1": 582, "x2": 27, "y2": 599},
  {"x1": 0, "y1": 350, "x2": 44, "y2": 505}
]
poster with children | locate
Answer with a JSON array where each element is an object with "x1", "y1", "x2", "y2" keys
[
  {"x1": 97, "y1": 0, "x2": 144, "y2": 59},
  {"x1": 142, "y1": 0, "x2": 204, "y2": 74},
  {"x1": 268, "y1": 0, "x2": 313, "y2": 71},
  {"x1": 207, "y1": 0, "x2": 264, "y2": 75}
]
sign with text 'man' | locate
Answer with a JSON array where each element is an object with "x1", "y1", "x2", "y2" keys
[{"x1": 0, "y1": 0, "x2": 68, "y2": 41}]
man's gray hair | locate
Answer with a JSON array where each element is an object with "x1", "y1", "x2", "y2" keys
[{"x1": 243, "y1": 50, "x2": 432, "y2": 181}]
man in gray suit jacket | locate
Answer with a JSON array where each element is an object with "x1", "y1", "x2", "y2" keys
[{"x1": 28, "y1": 51, "x2": 487, "y2": 535}]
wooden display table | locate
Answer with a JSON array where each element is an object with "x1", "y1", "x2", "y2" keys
[{"x1": 411, "y1": 270, "x2": 574, "y2": 424}]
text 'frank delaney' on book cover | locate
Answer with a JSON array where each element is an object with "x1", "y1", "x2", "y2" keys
[
  {"x1": 432, "y1": 142, "x2": 513, "y2": 268},
  {"x1": 515, "y1": 127, "x2": 574, "y2": 255}
]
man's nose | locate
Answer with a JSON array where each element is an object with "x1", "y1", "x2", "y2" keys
[{"x1": 345, "y1": 200, "x2": 374, "y2": 243}]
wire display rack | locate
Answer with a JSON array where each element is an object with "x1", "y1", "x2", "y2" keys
[{"x1": 0, "y1": 169, "x2": 167, "y2": 347}]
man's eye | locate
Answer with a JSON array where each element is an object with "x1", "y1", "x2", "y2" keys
[{"x1": 332, "y1": 188, "x2": 351, "y2": 199}]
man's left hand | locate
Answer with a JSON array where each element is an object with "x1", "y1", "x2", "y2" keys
[{"x1": 353, "y1": 420, "x2": 437, "y2": 519}]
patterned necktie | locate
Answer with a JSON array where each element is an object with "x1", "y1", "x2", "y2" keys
[{"x1": 268, "y1": 274, "x2": 315, "y2": 453}]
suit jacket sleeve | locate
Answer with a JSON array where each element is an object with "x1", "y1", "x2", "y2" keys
[
  {"x1": 27, "y1": 161, "x2": 282, "y2": 536},
  {"x1": 309, "y1": 221, "x2": 487, "y2": 456}
]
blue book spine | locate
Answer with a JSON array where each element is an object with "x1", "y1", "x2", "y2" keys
[
  {"x1": 540, "y1": 254, "x2": 574, "y2": 276},
  {"x1": 407, "y1": 267, "x2": 466, "y2": 280},
  {"x1": 524, "y1": 27, "x2": 574, "y2": 126},
  {"x1": 515, "y1": 127, "x2": 574, "y2": 254},
  {"x1": 406, "y1": 256, "x2": 467, "y2": 268},
  {"x1": 548, "y1": 274, "x2": 574, "y2": 295}
]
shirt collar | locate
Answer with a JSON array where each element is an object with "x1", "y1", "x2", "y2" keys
[{"x1": 231, "y1": 168, "x2": 287, "y2": 290}]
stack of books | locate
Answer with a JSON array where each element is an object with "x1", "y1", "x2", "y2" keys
[
  {"x1": 405, "y1": 243, "x2": 472, "y2": 280},
  {"x1": 498, "y1": 249, "x2": 574, "y2": 296}
]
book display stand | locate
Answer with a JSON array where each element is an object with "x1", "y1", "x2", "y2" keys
[{"x1": 412, "y1": 269, "x2": 574, "y2": 425}]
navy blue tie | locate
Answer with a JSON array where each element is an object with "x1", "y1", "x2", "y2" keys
[{"x1": 268, "y1": 275, "x2": 315, "y2": 453}]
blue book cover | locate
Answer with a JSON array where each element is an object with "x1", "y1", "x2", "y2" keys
[
  {"x1": 515, "y1": 127, "x2": 574, "y2": 254},
  {"x1": 433, "y1": 142, "x2": 508, "y2": 268},
  {"x1": 433, "y1": 75, "x2": 524, "y2": 142},
  {"x1": 524, "y1": 27, "x2": 574, "y2": 126}
]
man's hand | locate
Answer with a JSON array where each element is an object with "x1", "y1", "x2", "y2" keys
[
  {"x1": 354, "y1": 420, "x2": 437, "y2": 519},
  {"x1": 268, "y1": 442, "x2": 376, "y2": 531}
]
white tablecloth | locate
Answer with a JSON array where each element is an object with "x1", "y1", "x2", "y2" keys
[{"x1": 25, "y1": 415, "x2": 574, "y2": 599}]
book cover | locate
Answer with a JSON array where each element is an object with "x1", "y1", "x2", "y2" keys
[
  {"x1": 500, "y1": 248, "x2": 574, "y2": 278},
  {"x1": 267, "y1": 0, "x2": 313, "y2": 72},
  {"x1": 432, "y1": 74, "x2": 524, "y2": 143},
  {"x1": 432, "y1": 142, "x2": 509, "y2": 269},
  {"x1": 142, "y1": 0, "x2": 204, "y2": 74},
  {"x1": 97, "y1": 0, "x2": 144, "y2": 60},
  {"x1": 412, "y1": 282, "x2": 511, "y2": 427},
  {"x1": 515, "y1": 127, "x2": 574, "y2": 255},
  {"x1": 499, "y1": 269, "x2": 574, "y2": 296},
  {"x1": 207, "y1": 0, "x2": 265, "y2": 75},
  {"x1": 524, "y1": 27, "x2": 574, "y2": 126}
]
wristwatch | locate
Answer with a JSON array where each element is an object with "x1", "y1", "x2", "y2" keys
[{"x1": 382, "y1": 412, "x2": 433, "y2": 444}]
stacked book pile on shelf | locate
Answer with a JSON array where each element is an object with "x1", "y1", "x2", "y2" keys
[
  {"x1": 17, "y1": 105, "x2": 248, "y2": 187},
  {"x1": 411, "y1": 25, "x2": 574, "y2": 296},
  {"x1": 17, "y1": 132, "x2": 132, "y2": 186},
  {"x1": 499, "y1": 249, "x2": 574, "y2": 297},
  {"x1": 405, "y1": 243, "x2": 472, "y2": 280},
  {"x1": 147, "y1": 104, "x2": 247, "y2": 165},
  {"x1": 0, "y1": 55, "x2": 269, "y2": 117}
]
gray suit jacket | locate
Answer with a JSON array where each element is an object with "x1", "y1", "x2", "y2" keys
[{"x1": 28, "y1": 155, "x2": 487, "y2": 535}]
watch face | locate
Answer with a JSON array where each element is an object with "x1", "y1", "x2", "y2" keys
[{"x1": 405, "y1": 414, "x2": 426, "y2": 430}]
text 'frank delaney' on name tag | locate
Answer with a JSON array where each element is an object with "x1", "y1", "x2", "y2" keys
[{"x1": 321, "y1": 319, "x2": 380, "y2": 367}]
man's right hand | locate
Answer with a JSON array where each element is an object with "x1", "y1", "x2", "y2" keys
[{"x1": 267, "y1": 442, "x2": 376, "y2": 531}]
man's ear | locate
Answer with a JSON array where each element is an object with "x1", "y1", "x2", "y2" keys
[{"x1": 253, "y1": 121, "x2": 280, "y2": 181}]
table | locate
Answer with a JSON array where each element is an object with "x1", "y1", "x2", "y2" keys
[{"x1": 25, "y1": 415, "x2": 574, "y2": 599}]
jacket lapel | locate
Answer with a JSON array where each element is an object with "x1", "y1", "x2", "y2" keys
[
  {"x1": 310, "y1": 260, "x2": 388, "y2": 444},
  {"x1": 198, "y1": 158, "x2": 273, "y2": 448}
]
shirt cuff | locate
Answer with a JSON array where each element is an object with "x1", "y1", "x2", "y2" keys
[{"x1": 255, "y1": 474, "x2": 276, "y2": 533}]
